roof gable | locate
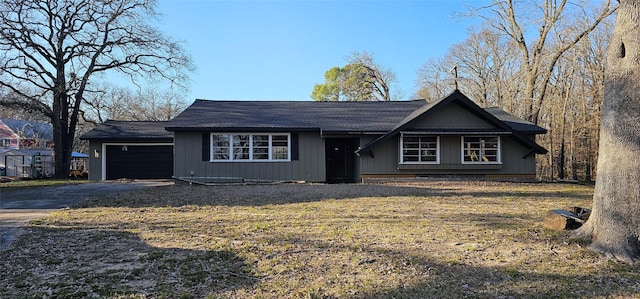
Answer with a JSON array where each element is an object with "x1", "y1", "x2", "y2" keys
[
  {"x1": 392, "y1": 90, "x2": 514, "y2": 132},
  {"x1": 356, "y1": 90, "x2": 547, "y2": 155},
  {"x1": 404, "y1": 103, "x2": 498, "y2": 131},
  {"x1": 0, "y1": 120, "x2": 20, "y2": 140}
]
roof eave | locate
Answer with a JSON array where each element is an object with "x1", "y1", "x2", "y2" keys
[
  {"x1": 320, "y1": 130, "x2": 388, "y2": 136},
  {"x1": 80, "y1": 137, "x2": 174, "y2": 142},
  {"x1": 165, "y1": 126, "x2": 320, "y2": 133}
]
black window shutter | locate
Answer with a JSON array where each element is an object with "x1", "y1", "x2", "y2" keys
[
  {"x1": 202, "y1": 133, "x2": 210, "y2": 161},
  {"x1": 291, "y1": 133, "x2": 299, "y2": 161}
]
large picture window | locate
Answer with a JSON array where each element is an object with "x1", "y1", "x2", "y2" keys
[
  {"x1": 401, "y1": 135, "x2": 439, "y2": 164},
  {"x1": 462, "y1": 136, "x2": 500, "y2": 163},
  {"x1": 211, "y1": 133, "x2": 290, "y2": 162}
]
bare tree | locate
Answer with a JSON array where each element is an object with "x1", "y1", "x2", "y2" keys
[
  {"x1": 83, "y1": 84, "x2": 187, "y2": 123},
  {"x1": 415, "y1": 57, "x2": 456, "y2": 102},
  {"x1": 81, "y1": 83, "x2": 130, "y2": 123},
  {"x1": 574, "y1": 0, "x2": 640, "y2": 263},
  {"x1": 575, "y1": 19, "x2": 611, "y2": 181},
  {"x1": 545, "y1": 19, "x2": 610, "y2": 181},
  {"x1": 0, "y1": 90, "x2": 49, "y2": 122},
  {"x1": 476, "y1": 0, "x2": 616, "y2": 124},
  {"x1": 416, "y1": 1, "x2": 613, "y2": 181},
  {"x1": 447, "y1": 28, "x2": 523, "y2": 110},
  {"x1": 0, "y1": 0, "x2": 192, "y2": 178}
]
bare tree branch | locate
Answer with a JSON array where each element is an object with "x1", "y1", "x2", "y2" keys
[{"x1": 0, "y1": 0, "x2": 193, "y2": 178}]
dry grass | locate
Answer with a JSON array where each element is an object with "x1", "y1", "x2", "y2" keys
[
  {"x1": 0, "y1": 178, "x2": 87, "y2": 191},
  {"x1": 1, "y1": 181, "x2": 639, "y2": 298}
]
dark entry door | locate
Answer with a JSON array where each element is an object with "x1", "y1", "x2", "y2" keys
[
  {"x1": 106, "y1": 145, "x2": 173, "y2": 180},
  {"x1": 325, "y1": 138, "x2": 358, "y2": 183}
]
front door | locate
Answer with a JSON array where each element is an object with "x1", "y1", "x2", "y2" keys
[{"x1": 325, "y1": 138, "x2": 358, "y2": 183}]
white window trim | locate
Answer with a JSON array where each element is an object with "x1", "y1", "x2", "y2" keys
[
  {"x1": 460, "y1": 136, "x2": 502, "y2": 164},
  {"x1": 210, "y1": 133, "x2": 291, "y2": 162},
  {"x1": 399, "y1": 134, "x2": 440, "y2": 164}
]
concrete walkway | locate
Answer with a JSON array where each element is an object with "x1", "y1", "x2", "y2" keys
[{"x1": 0, "y1": 180, "x2": 172, "y2": 250}]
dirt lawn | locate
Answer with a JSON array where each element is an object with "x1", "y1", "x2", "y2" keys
[{"x1": 1, "y1": 180, "x2": 639, "y2": 298}]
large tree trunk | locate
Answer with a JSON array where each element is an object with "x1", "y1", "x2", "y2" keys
[
  {"x1": 51, "y1": 90, "x2": 73, "y2": 179},
  {"x1": 574, "y1": 0, "x2": 640, "y2": 263}
]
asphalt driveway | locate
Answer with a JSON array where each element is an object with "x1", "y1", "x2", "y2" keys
[{"x1": 0, "y1": 180, "x2": 173, "y2": 250}]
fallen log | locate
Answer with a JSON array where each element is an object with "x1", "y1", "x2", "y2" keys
[{"x1": 542, "y1": 209, "x2": 584, "y2": 231}]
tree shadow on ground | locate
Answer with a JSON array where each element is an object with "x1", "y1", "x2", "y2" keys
[
  {"x1": 364, "y1": 252, "x2": 640, "y2": 299},
  {"x1": 74, "y1": 181, "x2": 592, "y2": 208},
  {"x1": 258, "y1": 233, "x2": 640, "y2": 298},
  {"x1": 1, "y1": 181, "x2": 631, "y2": 298},
  {"x1": 0, "y1": 226, "x2": 258, "y2": 298}
]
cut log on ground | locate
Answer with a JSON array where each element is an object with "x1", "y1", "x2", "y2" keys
[{"x1": 542, "y1": 209, "x2": 585, "y2": 231}]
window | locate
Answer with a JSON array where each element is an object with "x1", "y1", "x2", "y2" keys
[
  {"x1": 252, "y1": 135, "x2": 269, "y2": 160},
  {"x1": 272, "y1": 135, "x2": 289, "y2": 160},
  {"x1": 233, "y1": 135, "x2": 250, "y2": 160},
  {"x1": 1, "y1": 139, "x2": 11, "y2": 148},
  {"x1": 462, "y1": 136, "x2": 500, "y2": 163},
  {"x1": 211, "y1": 133, "x2": 290, "y2": 162},
  {"x1": 212, "y1": 135, "x2": 230, "y2": 160},
  {"x1": 401, "y1": 135, "x2": 439, "y2": 163}
]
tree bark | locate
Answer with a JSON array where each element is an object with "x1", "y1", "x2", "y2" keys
[{"x1": 574, "y1": 0, "x2": 640, "y2": 263}]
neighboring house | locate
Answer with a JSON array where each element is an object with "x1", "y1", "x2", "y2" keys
[
  {"x1": 0, "y1": 118, "x2": 54, "y2": 149},
  {"x1": 82, "y1": 90, "x2": 547, "y2": 182},
  {"x1": 0, "y1": 120, "x2": 20, "y2": 149},
  {"x1": 0, "y1": 119, "x2": 88, "y2": 178},
  {"x1": 0, "y1": 119, "x2": 55, "y2": 177}
]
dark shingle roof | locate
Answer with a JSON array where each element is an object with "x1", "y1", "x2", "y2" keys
[
  {"x1": 165, "y1": 100, "x2": 428, "y2": 133},
  {"x1": 80, "y1": 120, "x2": 173, "y2": 141},
  {"x1": 166, "y1": 97, "x2": 546, "y2": 136},
  {"x1": 485, "y1": 107, "x2": 547, "y2": 134}
]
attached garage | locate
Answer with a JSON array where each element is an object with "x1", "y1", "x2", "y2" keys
[
  {"x1": 80, "y1": 121, "x2": 174, "y2": 181},
  {"x1": 104, "y1": 144, "x2": 173, "y2": 180}
]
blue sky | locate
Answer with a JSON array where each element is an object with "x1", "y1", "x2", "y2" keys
[{"x1": 157, "y1": 0, "x2": 489, "y2": 101}]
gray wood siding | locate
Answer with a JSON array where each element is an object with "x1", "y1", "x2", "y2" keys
[
  {"x1": 360, "y1": 103, "x2": 537, "y2": 177},
  {"x1": 361, "y1": 135, "x2": 537, "y2": 176},
  {"x1": 87, "y1": 141, "x2": 102, "y2": 181},
  {"x1": 173, "y1": 132, "x2": 325, "y2": 182},
  {"x1": 360, "y1": 136, "x2": 399, "y2": 174},
  {"x1": 439, "y1": 135, "x2": 460, "y2": 164},
  {"x1": 407, "y1": 104, "x2": 497, "y2": 130},
  {"x1": 499, "y1": 137, "x2": 537, "y2": 174}
]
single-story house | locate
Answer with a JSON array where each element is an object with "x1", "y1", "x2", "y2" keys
[{"x1": 81, "y1": 90, "x2": 547, "y2": 182}]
